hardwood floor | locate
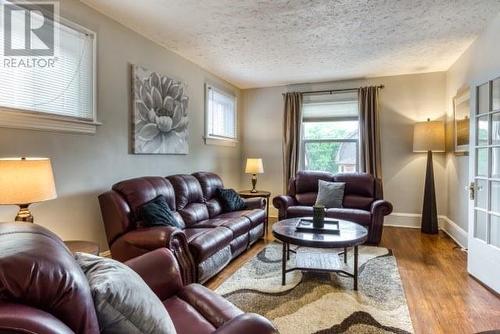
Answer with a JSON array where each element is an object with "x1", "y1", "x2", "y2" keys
[{"x1": 205, "y1": 224, "x2": 500, "y2": 334}]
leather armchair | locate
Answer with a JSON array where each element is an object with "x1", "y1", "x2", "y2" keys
[{"x1": 273, "y1": 171, "x2": 393, "y2": 245}]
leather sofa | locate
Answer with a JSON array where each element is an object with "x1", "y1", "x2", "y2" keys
[
  {"x1": 99, "y1": 172, "x2": 266, "y2": 283},
  {"x1": 273, "y1": 171, "x2": 393, "y2": 244},
  {"x1": 0, "y1": 223, "x2": 278, "y2": 334}
]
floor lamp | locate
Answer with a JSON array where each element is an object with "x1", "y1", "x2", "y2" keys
[{"x1": 413, "y1": 119, "x2": 445, "y2": 234}]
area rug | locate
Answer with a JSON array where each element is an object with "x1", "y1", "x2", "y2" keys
[{"x1": 215, "y1": 242, "x2": 414, "y2": 334}]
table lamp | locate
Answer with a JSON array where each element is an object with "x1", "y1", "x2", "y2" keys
[
  {"x1": 413, "y1": 119, "x2": 445, "y2": 234},
  {"x1": 245, "y1": 158, "x2": 264, "y2": 193},
  {"x1": 0, "y1": 157, "x2": 57, "y2": 223}
]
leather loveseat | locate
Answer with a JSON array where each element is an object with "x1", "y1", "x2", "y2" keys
[
  {"x1": 273, "y1": 171, "x2": 393, "y2": 244},
  {"x1": 0, "y1": 223, "x2": 277, "y2": 334},
  {"x1": 99, "y1": 172, "x2": 266, "y2": 283}
]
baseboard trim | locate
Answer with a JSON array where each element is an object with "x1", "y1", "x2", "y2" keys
[{"x1": 439, "y1": 216, "x2": 468, "y2": 249}]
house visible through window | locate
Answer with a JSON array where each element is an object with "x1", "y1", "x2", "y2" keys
[
  {"x1": 205, "y1": 84, "x2": 237, "y2": 142},
  {"x1": 301, "y1": 91, "x2": 360, "y2": 173},
  {"x1": 0, "y1": 5, "x2": 96, "y2": 133}
]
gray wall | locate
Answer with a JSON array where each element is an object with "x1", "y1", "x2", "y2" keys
[
  {"x1": 445, "y1": 12, "x2": 500, "y2": 233},
  {"x1": 241, "y1": 73, "x2": 448, "y2": 218},
  {"x1": 0, "y1": 0, "x2": 242, "y2": 250}
]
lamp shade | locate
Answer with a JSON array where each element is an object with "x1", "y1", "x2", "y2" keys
[
  {"x1": 245, "y1": 158, "x2": 264, "y2": 174},
  {"x1": 413, "y1": 120, "x2": 445, "y2": 153},
  {"x1": 0, "y1": 158, "x2": 57, "y2": 205}
]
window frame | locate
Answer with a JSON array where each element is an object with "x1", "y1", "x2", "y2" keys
[
  {"x1": 204, "y1": 83, "x2": 238, "y2": 146},
  {"x1": 0, "y1": 13, "x2": 99, "y2": 134},
  {"x1": 300, "y1": 115, "x2": 361, "y2": 173}
]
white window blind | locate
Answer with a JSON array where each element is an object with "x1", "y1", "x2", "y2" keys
[
  {"x1": 302, "y1": 91, "x2": 358, "y2": 121},
  {"x1": 205, "y1": 85, "x2": 237, "y2": 140},
  {"x1": 0, "y1": 9, "x2": 95, "y2": 121}
]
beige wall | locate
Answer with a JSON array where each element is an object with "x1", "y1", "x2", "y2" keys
[
  {"x1": 241, "y1": 73, "x2": 448, "y2": 218},
  {"x1": 0, "y1": 0, "x2": 242, "y2": 250},
  {"x1": 445, "y1": 12, "x2": 500, "y2": 233}
]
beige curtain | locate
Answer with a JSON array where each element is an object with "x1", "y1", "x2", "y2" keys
[
  {"x1": 359, "y1": 86, "x2": 382, "y2": 179},
  {"x1": 282, "y1": 92, "x2": 303, "y2": 192}
]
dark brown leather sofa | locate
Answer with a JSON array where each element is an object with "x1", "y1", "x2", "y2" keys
[
  {"x1": 273, "y1": 171, "x2": 393, "y2": 244},
  {"x1": 99, "y1": 172, "x2": 266, "y2": 283},
  {"x1": 0, "y1": 223, "x2": 277, "y2": 334}
]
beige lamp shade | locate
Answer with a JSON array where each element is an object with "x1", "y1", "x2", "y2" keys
[
  {"x1": 0, "y1": 158, "x2": 57, "y2": 205},
  {"x1": 413, "y1": 120, "x2": 445, "y2": 153},
  {"x1": 245, "y1": 158, "x2": 264, "y2": 174}
]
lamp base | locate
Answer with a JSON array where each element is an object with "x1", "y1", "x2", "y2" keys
[
  {"x1": 15, "y1": 204, "x2": 34, "y2": 223},
  {"x1": 421, "y1": 150, "x2": 438, "y2": 234},
  {"x1": 251, "y1": 174, "x2": 258, "y2": 193}
]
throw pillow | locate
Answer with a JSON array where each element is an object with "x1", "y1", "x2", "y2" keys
[
  {"x1": 75, "y1": 253, "x2": 177, "y2": 334},
  {"x1": 216, "y1": 188, "x2": 247, "y2": 212},
  {"x1": 315, "y1": 180, "x2": 345, "y2": 208},
  {"x1": 138, "y1": 195, "x2": 180, "y2": 228}
]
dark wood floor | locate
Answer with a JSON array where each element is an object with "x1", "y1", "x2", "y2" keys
[{"x1": 206, "y1": 224, "x2": 500, "y2": 334}]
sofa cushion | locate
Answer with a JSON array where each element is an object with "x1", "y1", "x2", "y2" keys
[
  {"x1": 295, "y1": 192, "x2": 317, "y2": 206},
  {"x1": 184, "y1": 227, "x2": 233, "y2": 262},
  {"x1": 205, "y1": 198, "x2": 223, "y2": 218},
  {"x1": 334, "y1": 173, "x2": 376, "y2": 197},
  {"x1": 217, "y1": 209, "x2": 265, "y2": 229},
  {"x1": 138, "y1": 195, "x2": 181, "y2": 228},
  {"x1": 315, "y1": 180, "x2": 345, "y2": 208},
  {"x1": 194, "y1": 217, "x2": 250, "y2": 238},
  {"x1": 163, "y1": 297, "x2": 215, "y2": 334},
  {"x1": 286, "y1": 206, "x2": 313, "y2": 218},
  {"x1": 343, "y1": 195, "x2": 374, "y2": 211},
  {"x1": 326, "y1": 208, "x2": 372, "y2": 226},
  {"x1": 179, "y1": 203, "x2": 210, "y2": 226},
  {"x1": 75, "y1": 253, "x2": 177, "y2": 334},
  {"x1": 295, "y1": 170, "x2": 335, "y2": 194},
  {"x1": 216, "y1": 188, "x2": 246, "y2": 212},
  {"x1": 192, "y1": 172, "x2": 224, "y2": 201},
  {"x1": 167, "y1": 175, "x2": 205, "y2": 210}
]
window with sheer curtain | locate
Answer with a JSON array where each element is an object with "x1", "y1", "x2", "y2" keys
[
  {"x1": 205, "y1": 84, "x2": 237, "y2": 142},
  {"x1": 301, "y1": 91, "x2": 360, "y2": 173},
  {"x1": 0, "y1": 6, "x2": 96, "y2": 133}
]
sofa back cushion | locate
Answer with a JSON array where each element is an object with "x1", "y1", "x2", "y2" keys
[
  {"x1": 334, "y1": 173, "x2": 376, "y2": 210},
  {"x1": 167, "y1": 174, "x2": 209, "y2": 226},
  {"x1": 112, "y1": 177, "x2": 185, "y2": 230},
  {"x1": 292, "y1": 171, "x2": 334, "y2": 205},
  {"x1": 192, "y1": 172, "x2": 224, "y2": 217}
]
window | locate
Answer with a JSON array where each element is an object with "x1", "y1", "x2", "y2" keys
[
  {"x1": 301, "y1": 91, "x2": 360, "y2": 173},
  {"x1": 205, "y1": 84, "x2": 237, "y2": 144},
  {"x1": 0, "y1": 5, "x2": 97, "y2": 133}
]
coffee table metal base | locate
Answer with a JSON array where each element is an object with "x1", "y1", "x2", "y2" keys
[{"x1": 281, "y1": 242, "x2": 359, "y2": 290}]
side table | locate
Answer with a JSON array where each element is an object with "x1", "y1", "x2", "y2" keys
[
  {"x1": 64, "y1": 240, "x2": 100, "y2": 255},
  {"x1": 238, "y1": 190, "x2": 271, "y2": 236}
]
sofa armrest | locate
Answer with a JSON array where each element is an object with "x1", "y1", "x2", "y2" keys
[
  {"x1": 177, "y1": 284, "x2": 243, "y2": 328},
  {"x1": 118, "y1": 226, "x2": 196, "y2": 285},
  {"x1": 368, "y1": 200, "x2": 393, "y2": 245},
  {"x1": 272, "y1": 195, "x2": 296, "y2": 220},
  {"x1": 244, "y1": 197, "x2": 265, "y2": 210},
  {"x1": 125, "y1": 248, "x2": 184, "y2": 301},
  {"x1": 213, "y1": 313, "x2": 278, "y2": 334}
]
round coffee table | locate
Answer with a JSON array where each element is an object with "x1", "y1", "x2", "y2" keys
[{"x1": 272, "y1": 217, "x2": 368, "y2": 290}]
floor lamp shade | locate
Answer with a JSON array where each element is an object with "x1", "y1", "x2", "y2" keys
[
  {"x1": 0, "y1": 158, "x2": 57, "y2": 222},
  {"x1": 413, "y1": 120, "x2": 445, "y2": 234}
]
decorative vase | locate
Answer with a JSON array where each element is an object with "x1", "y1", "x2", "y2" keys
[{"x1": 313, "y1": 205, "x2": 326, "y2": 229}]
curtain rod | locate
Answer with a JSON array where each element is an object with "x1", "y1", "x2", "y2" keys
[{"x1": 284, "y1": 84, "x2": 385, "y2": 96}]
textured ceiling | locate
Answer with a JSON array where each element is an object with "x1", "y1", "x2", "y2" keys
[{"x1": 81, "y1": 0, "x2": 500, "y2": 88}]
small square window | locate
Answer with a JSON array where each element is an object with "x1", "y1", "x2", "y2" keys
[{"x1": 205, "y1": 84, "x2": 237, "y2": 145}]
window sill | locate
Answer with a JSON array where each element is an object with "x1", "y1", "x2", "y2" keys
[
  {"x1": 0, "y1": 108, "x2": 101, "y2": 134},
  {"x1": 204, "y1": 136, "x2": 238, "y2": 147}
]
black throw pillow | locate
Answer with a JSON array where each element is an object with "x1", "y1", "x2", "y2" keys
[
  {"x1": 137, "y1": 195, "x2": 180, "y2": 228},
  {"x1": 216, "y1": 188, "x2": 247, "y2": 212}
]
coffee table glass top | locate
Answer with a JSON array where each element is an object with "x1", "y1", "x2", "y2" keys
[{"x1": 272, "y1": 217, "x2": 368, "y2": 248}]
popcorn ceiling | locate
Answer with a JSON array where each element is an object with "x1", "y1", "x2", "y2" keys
[{"x1": 81, "y1": 0, "x2": 500, "y2": 88}]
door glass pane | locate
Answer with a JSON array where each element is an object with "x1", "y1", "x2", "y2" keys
[
  {"x1": 490, "y1": 215, "x2": 500, "y2": 247},
  {"x1": 491, "y1": 181, "x2": 500, "y2": 214},
  {"x1": 475, "y1": 179, "x2": 488, "y2": 209},
  {"x1": 475, "y1": 210, "x2": 488, "y2": 241},
  {"x1": 477, "y1": 148, "x2": 489, "y2": 176},
  {"x1": 492, "y1": 147, "x2": 500, "y2": 179},
  {"x1": 477, "y1": 115, "x2": 489, "y2": 146},
  {"x1": 478, "y1": 83, "x2": 490, "y2": 114},
  {"x1": 493, "y1": 113, "x2": 500, "y2": 145},
  {"x1": 493, "y1": 78, "x2": 500, "y2": 111}
]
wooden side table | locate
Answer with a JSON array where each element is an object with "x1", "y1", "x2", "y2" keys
[
  {"x1": 64, "y1": 240, "x2": 100, "y2": 255},
  {"x1": 239, "y1": 190, "x2": 271, "y2": 236}
]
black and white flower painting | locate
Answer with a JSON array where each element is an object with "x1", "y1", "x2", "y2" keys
[{"x1": 133, "y1": 65, "x2": 189, "y2": 154}]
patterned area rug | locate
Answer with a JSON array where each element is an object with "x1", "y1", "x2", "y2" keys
[{"x1": 215, "y1": 242, "x2": 414, "y2": 334}]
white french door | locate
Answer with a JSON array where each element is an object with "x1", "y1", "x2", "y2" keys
[{"x1": 468, "y1": 77, "x2": 500, "y2": 293}]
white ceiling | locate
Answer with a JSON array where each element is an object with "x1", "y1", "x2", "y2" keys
[{"x1": 81, "y1": 0, "x2": 500, "y2": 89}]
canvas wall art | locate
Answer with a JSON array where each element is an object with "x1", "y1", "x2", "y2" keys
[
  {"x1": 453, "y1": 88, "x2": 470, "y2": 155},
  {"x1": 132, "y1": 65, "x2": 189, "y2": 154}
]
